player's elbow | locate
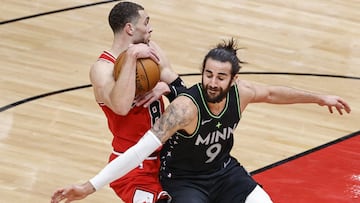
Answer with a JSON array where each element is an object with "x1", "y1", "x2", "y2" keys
[
  {"x1": 111, "y1": 103, "x2": 132, "y2": 116},
  {"x1": 113, "y1": 109, "x2": 130, "y2": 116}
]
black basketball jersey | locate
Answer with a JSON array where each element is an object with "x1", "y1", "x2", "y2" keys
[{"x1": 160, "y1": 83, "x2": 242, "y2": 179}]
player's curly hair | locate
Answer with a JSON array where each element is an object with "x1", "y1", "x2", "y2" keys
[
  {"x1": 108, "y1": 1, "x2": 144, "y2": 33},
  {"x1": 202, "y1": 38, "x2": 245, "y2": 78}
]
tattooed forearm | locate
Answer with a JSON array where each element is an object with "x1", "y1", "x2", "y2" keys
[{"x1": 152, "y1": 101, "x2": 193, "y2": 143}]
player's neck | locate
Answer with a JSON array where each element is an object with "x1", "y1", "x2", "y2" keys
[
  {"x1": 207, "y1": 98, "x2": 226, "y2": 116},
  {"x1": 111, "y1": 34, "x2": 132, "y2": 57}
]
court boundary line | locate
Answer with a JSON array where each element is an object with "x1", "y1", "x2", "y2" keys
[
  {"x1": 250, "y1": 130, "x2": 360, "y2": 175},
  {"x1": 0, "y1": 84, "x2": 91, "y2": 112},
  {"x1": 1, "y1": 72, "x2": 359, "y2": 112},
  {"x1": 0, "y1": 0, "x2": 121, "y2": 25}
]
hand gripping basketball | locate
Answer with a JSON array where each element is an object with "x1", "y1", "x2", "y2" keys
[{"x1": 113, "y1": 51, "x2": 160, "y2": 96}]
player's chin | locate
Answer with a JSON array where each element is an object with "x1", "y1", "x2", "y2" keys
[
  {"x1": 144, "y1": 36, "x2": 151, "y2": 44},
  {"x1": 144, "y1": 34, "x2": 151, "y2": 43},
  {"x1": 205, "y1": 93, "x2": 217, "y2": 103},
  {"x1": 207, "y1": 90, "x2": 219, "y2": 98}
]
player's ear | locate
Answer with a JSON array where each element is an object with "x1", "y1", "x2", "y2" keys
[
  {"x1": 125, "y1": 23, "x2": 134, "y2": 35},
  {"x1": 231, "y1": 75, "x2": 238, "y2": 85}
]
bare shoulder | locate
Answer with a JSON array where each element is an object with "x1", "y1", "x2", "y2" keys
[
  {"x1": 235, "y1": 78, "x2": 252, "y2": 87},
  {"x1": 234, "y1": 78, "x2": 258, "y2": 111},
  {"x1": 90, "y1": 58, "x2": 114, "y2": 73},
  {"x1": 170, "y1": 96, "x2": 197, "y2": 120},
  {"x1": 235, "y1": 78, "x2": 254, "y2": 93},
  {"x1": 90, "y1": 59, "x2": 114, "y2": 86}
]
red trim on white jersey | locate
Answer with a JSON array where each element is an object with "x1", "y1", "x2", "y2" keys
[{"x1": 99, "y1": 51, "x2": 116, "y2": 63}]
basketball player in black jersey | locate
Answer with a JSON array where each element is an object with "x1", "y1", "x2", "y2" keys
[{"x1": 51, "y1": 38, "x2": 350, "y2": 203}]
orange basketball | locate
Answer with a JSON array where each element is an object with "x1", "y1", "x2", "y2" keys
[{"x1": 113, "y1": 51, "x2": 160, "y2": 96}]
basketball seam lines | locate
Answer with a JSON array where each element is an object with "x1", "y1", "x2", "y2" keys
[{"x1": 138, "y1": 60, "x2": 150, "y2": 93}]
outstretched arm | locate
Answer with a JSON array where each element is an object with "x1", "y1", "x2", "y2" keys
[
  {"x1": 237, "y1": 79, "x2": 351, "y2": 115},
  {"x1": 50, "y1": 96, "x2": 196, "y2": 203},
  {"x1": 89, "y1": 96, "x2": 194, "y2": 188},
  {"x1": 51, "y1": 182, "x2": 95, "y2": 203},
  {"x1": 50, "y1": 130, "x2": 162, "y2": 203}
]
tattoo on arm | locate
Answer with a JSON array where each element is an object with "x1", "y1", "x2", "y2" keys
[{"x1": 152, "y1": 102, "x2": 192, "y2": 142}]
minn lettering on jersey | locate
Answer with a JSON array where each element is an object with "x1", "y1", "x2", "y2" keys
[
  {"x1": 195, "y1": 123, "x2": 237, "y2": 146},
  {"x1": 194, "y1": 123, "x2": 237, "y2": 163}
]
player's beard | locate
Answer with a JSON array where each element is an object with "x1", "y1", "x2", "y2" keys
[{"x1": 202, "y1": 82, "x2": 231, "y2": 103}]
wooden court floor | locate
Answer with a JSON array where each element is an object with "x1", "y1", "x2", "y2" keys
[{"x1": 0, "y1": 0, "x2": 359, "y2": 202}]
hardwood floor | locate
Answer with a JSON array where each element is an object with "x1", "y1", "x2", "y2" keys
[{"x1": 0, "y1": 0, "x2": 359, "y2": 202}]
